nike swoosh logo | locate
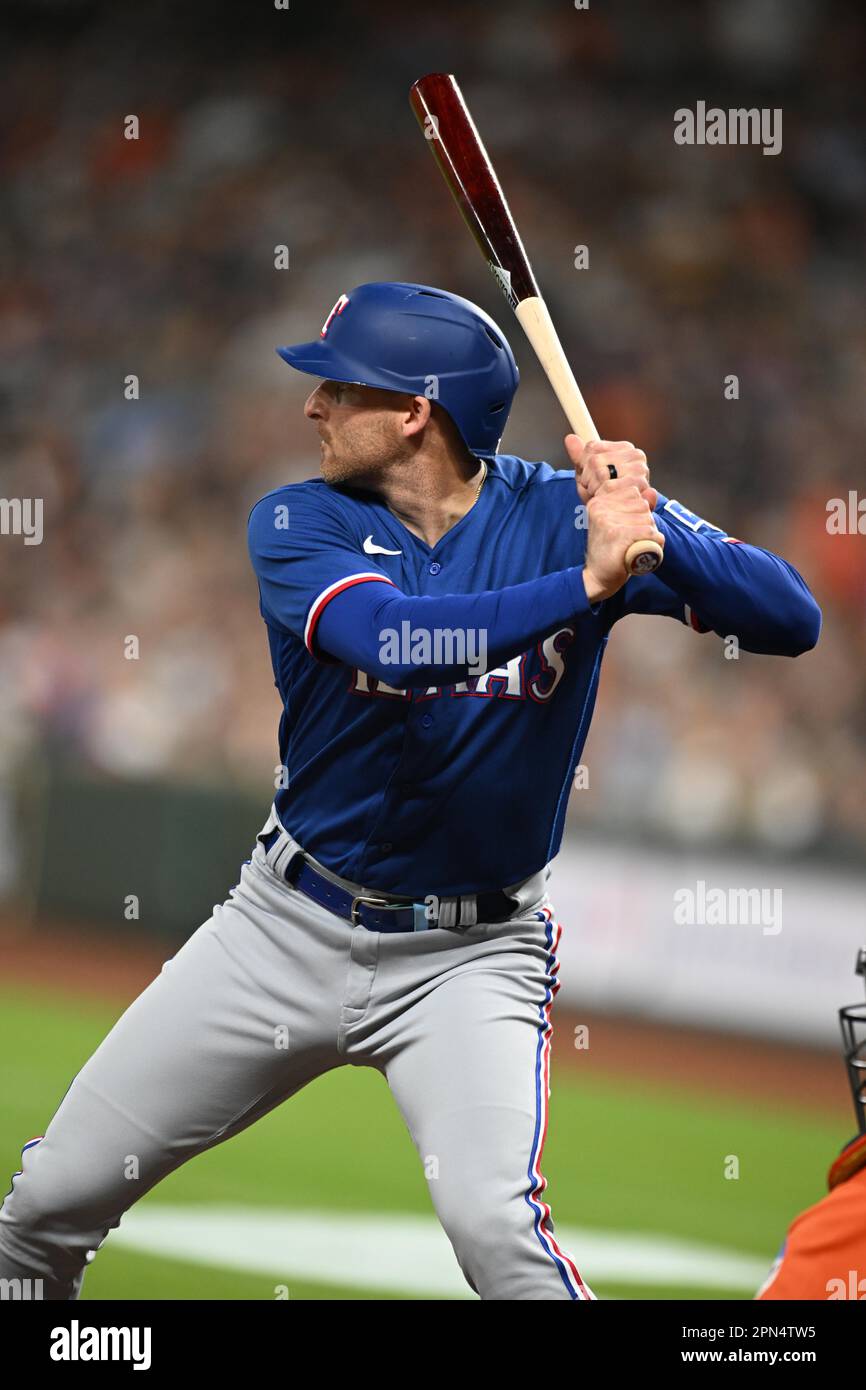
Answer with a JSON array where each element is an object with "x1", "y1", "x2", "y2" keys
[{"x1": 363, "y1": 535, "x2": 402, "y2": 556}]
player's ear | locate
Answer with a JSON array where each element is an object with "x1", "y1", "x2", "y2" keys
[{"x1": 402, "y1": 394, "x2": 432, "y2": 440}]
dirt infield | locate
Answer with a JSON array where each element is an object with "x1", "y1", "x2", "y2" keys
[{"x1": 0, "y1": 915, "x2": 853, "y2": 1123}]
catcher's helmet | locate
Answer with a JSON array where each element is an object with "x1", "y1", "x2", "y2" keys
[
  {"x1": 276, "y1": 281, "x2": 519, "y2": 459},
  {"x1": 839, "y1": 947, "x2": 866, "y2": 1135}
]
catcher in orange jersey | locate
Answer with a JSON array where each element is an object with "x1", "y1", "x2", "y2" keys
[{"x1": 756, "y1": 950, "x2": 866, "y2": 1301}]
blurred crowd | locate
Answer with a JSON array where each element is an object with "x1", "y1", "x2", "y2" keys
[{"x1": 1, "y1": 0, "x2": 865, "y2": 860}]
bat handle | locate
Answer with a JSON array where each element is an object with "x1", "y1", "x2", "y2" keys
[{"x1": 513, "y1": 296, "x2": 665, "y2": 578}]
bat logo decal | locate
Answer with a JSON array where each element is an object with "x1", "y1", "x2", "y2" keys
[{"x1": 489, "y1": 263, "x2": 518, "y2": 308}]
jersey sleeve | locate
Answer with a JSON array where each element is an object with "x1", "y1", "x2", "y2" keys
[
  {"x1": 608, "y1": 493, "x2": 733, "y2": 628},
  {"x1": 317, "y1": 565, "x2": 591, "y2": 688},
  {"x1": 608, "y1": 492, "x2": 821, "y2": 656},
  {"x1": 247, "y1": 487, "x2": 395, "y2": 654}
]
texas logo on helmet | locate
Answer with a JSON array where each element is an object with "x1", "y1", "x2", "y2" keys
[{"x1": 320, "y1": 293, "x2": 349, "y2": 338}]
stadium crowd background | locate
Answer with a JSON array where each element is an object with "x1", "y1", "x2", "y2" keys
[{"x1": 1, "y1": 0, "x2": 864, "y2": 867}]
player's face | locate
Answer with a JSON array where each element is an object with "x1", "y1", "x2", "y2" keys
[{"x1": 304, "y1": 380, "x2": 412, "y2": 486}]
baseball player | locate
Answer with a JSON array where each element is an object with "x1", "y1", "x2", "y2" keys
[{"x1": 0, "y1": 282, "x2": 821, "y2": 1301}]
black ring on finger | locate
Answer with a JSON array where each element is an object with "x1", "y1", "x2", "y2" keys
[{"x1": 607, "y1": 464, "x2": 618, "y2": 480}]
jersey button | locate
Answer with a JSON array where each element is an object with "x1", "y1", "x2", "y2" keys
[
  {"x1": 428, "y1": 561, "x2": 441, "y2": 575},
  {"x1": 380, "y1": 841, "x2": 393, "y2": 854},
  {"x1": 421, "y1": 713, "x2": 434, "y2": 729}
]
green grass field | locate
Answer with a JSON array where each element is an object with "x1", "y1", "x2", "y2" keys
[{"x1": 0, "y1": 985, "x2": 843, "y2": 1300}]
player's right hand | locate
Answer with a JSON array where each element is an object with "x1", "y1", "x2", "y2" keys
[{"x1": 582, "y1": 477, "x2": 665, "y2": 603}]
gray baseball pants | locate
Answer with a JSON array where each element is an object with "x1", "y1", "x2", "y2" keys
[{"x1": 0, "y1": 812, "x2": 594, "y2": 1301}]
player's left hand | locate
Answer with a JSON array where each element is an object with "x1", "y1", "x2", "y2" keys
[{"x1": 565, "y1": 434, "x2": 657, "y2": 510}]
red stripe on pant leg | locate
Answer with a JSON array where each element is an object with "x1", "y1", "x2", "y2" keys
[{"x1": 531, "y1": 918, "x2": 595, "y2": 1299}]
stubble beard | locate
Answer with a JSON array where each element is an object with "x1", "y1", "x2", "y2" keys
[{"x1": 319, "y1": 419, "x2": 408, "y2": 491}]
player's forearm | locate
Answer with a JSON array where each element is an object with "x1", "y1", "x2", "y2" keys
[
  {"x1": 314, "y1": 567, "x2": 592, "y2": 686},
  {"x1": 651, "y1": 495, "x2": 821, "y2": 656}
]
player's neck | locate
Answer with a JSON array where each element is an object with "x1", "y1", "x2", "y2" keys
[{"x1": 381, "y1": 451, "x2": 485, "y2": 548}]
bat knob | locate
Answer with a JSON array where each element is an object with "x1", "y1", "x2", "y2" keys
[{"x1": 625, "y1": 539, "x2": 664, "y2": 576}]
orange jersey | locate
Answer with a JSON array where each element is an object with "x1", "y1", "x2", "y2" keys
[{"x1": 757, "y1": 1133, "x2": 866, "y2": 1300}]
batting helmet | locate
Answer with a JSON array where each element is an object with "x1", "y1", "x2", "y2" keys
[{"x1": 276, "y1": 281, "x2": 519, "y2": 459}]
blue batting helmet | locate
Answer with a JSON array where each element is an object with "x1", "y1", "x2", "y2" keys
[{"x1": 276, "y1": 281, "x2": 519, "y2": 459}]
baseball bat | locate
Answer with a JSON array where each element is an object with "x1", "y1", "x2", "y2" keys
[{"x1": 409, "y1": 72, "x2": 663, "y2": 577}]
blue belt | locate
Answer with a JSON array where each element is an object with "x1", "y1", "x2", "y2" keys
[{"x1": 259, "y1": 828, "x2": 515, "y2": 932}]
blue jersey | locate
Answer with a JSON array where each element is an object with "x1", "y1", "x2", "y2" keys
[{"x1": 248, "y1": 454, "x2": 819, "y2": 897}]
